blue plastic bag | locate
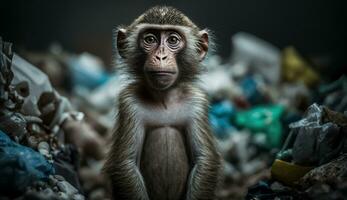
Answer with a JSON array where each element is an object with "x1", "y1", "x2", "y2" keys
[
  {"x1": 209, "y1": 100, "x2": 236, "y2": 139},
  {"x1": 0, "y1": 130, "x2": 54, "y2": 193}
]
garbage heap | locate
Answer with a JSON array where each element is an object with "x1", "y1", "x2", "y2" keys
[
  {"x1": 0, "y1": 37, "x2": 108, "y2": 200},
  {"x1": 0, "y1": 30, "x2": 345, "y2": 200},
  {"x1": 247, "y1": 103, "x2": 347, "y2": 200},
  {"x1": 199, "y1": 33, "x2": 346, "y2": 199}
]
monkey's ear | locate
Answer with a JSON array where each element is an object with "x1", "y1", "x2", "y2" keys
[
  {"x1": 198, "y1": 29, "x2": 209, "y2": 61},
  {"x1": 117, "y1": 28, "x2": 127, "y2": 59}
]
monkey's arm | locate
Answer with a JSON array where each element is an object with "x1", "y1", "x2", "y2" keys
[
  {"x1": 103, "y1": 95, "x2": 149, "y2": 200},
  {"x1": 186, "y1": 100, "x2": 222, "y2": 200}
]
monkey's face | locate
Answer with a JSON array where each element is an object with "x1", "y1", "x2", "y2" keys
[
  {"x1": 116, "y1": 24, "x2": 209, "y2": 88},
  {"x1": 139, "y1": 30, "x2": 184, "y2": 90}
]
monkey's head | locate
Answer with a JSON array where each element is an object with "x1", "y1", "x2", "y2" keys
[{"x1": 116, "y1": 6, "x2": 210, "y2": 90}]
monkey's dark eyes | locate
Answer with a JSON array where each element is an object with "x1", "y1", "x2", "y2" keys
[
  {"x1": 167, "y1": 35, "x2": 180, "y2": 46},
  {"x1": 144, "y1": 35, "x2": 157, "y2": 44}
]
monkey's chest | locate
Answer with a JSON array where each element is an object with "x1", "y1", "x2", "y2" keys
[{"x1": 140, "y1": 126, "x2": 189, "y2": 200}]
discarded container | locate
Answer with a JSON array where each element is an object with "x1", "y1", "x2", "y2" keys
[{"x1": 271, "y1": 159, "x2": 313, "y2": 186}]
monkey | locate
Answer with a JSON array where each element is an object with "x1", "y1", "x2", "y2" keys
[{"x1": 103, "y1": 6, "x2": 221, "y2": 200}]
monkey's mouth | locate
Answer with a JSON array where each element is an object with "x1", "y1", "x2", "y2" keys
[
  {"x1": 147, "y1": 71, "x2": 177, "y2": 76},
  {"x1": 145, "y1": 70, "x2": 178, "y2": 90}
]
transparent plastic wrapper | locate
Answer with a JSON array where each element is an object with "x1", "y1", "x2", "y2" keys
[
  {"x1": 11, "y1": 54, "x2": 55, "y2": 116},
  {"x1": 286, "y1": 103, "x2": 347, "y2": 165}
]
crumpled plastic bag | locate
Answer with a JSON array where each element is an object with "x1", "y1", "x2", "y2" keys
[
  {"x1": 286, "y1": 103, "x2": 347, "y2": 165},
  {"x1": 235, "y1": 105, "x2": 284, "y2": 149},
  {"x1": 11, "y1": 53, "x2": 54, "y2": 116},
  {"x1": 209, "y1": 100, "x2": 236, "y2": 139},
  {"x1": 0, "y1": 130, "x2": 55, "y2": 193}
]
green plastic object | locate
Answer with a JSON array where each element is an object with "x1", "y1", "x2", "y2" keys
[{"x1": 235, "y1": 105, "x2": 284, "y2": 148}]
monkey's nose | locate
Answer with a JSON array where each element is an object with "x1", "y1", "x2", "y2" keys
[{"x1": 155, "y1": 55, "x2": 168, "y2": 61}]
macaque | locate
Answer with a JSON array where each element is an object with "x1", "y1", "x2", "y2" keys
[{"x1": 103, "y1": 6, "x2": 221, "y2": 200}]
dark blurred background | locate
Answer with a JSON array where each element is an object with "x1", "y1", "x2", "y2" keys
[
  {"x1": 1, "y1": 2, "x2": 347, "y2": 199},
  {"x1": 1, "y1": 0, "x2": 346, "y2": 69}
]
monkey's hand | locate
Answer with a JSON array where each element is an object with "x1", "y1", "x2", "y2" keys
[{"x1": 108, "y1": 160, "x2": 149, "y2": 200}]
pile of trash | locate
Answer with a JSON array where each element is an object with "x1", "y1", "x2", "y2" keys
[
  {"x1": 247, "y1": 103, "x2": 347, "y2": 200},
  {"x1": 0, "y1": 37, "x2": 108, "y2": 200},
  {"x1": 200, "y1": 33, "x2": 345, "y2": 199},
  {"x1": 0, "y1": 30, "x2": 345, "y2": 200}
]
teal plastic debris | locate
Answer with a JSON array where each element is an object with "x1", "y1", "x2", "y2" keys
[
  {"x1": 209, "y1": 100, "x2": 236, "y2": 139},
  {"x1": 0, "y1": 130, "x2": 55, "y2": 194},
  {"x1": 235, "y1": 105, "x2": 284, "y2": 148}
]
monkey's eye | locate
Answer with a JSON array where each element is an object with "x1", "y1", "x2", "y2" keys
[
  {"x1": 144, "y1": 35, "x2": 157, "y2": 44},
  {"x1": 167, "y1": 35, "x2": 180, "y2": 46}
]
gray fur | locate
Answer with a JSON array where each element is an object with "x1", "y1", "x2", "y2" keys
[{"x1": 103, "y1": 6, "x2": 221, "y2": 200}]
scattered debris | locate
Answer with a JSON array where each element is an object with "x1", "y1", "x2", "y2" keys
[{"x1": 0, "y1": 30, "x2": 345, "y2": 199}]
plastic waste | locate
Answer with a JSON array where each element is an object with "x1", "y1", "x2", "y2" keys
[
  {"x1": 0, "y1": 130, "x2": 54, "y2": 193},
  {"x1": 284, "y1": 103, "x2": 347, "y2": 166},
  {"x1": 230, "y1": 32, "x2": 281, "y2": 85},
  {"x1": 240, "y1": 75, "x2": 268, "y2": 105},
  {"x1": 235, "y1": 105, "x2": 284, "y2": 148},
  {"x1": 209, "y1": 100, "x2": 236, "y2": 139},
  {"x1": 67, "y1": 53, "x2": 110, "y2": 90},
  {"x1": 281, "y1": 47, "x2": 320, "y2": 88}
]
